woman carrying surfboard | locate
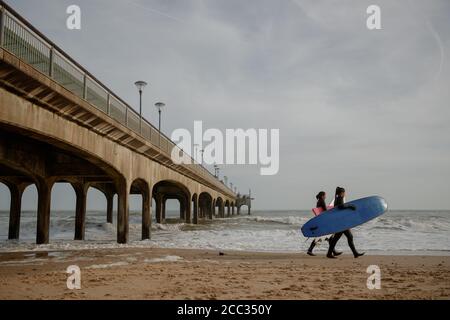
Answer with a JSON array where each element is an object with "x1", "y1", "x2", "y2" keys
[
  {"x1": 307, "y1": 191, "x2": 342, "y2": 257},
  {"x1": 326, "y1": 187, "x2": 365, "y2": 259}
]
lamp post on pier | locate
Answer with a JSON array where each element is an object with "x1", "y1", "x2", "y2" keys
[
  {"x1": 134, "y1": 80, "x2": 148, "y2": 134},
  {"x1": 214, "y1": 164, "x2": 220, "y2": 179},
  {"x1": 194, "y1": 143, "x2": 204, "y2": 164},
  {"x1": 155, "y1": 102, "x2": 165, "y2": 146}
]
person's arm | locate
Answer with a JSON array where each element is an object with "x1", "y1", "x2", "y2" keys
[{"x1": 337, "y1": 203, "x2": 356, "y2": 210}]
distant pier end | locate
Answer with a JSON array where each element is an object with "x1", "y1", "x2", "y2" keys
[{"x1": 236, "y1": 190, "x2": 254, "y2": 215}]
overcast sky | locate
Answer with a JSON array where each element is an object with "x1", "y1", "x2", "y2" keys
[{"x1": 1, "y1": 0, "x2": 449, "y2": 210}]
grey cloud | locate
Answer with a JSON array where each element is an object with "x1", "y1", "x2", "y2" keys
[{"x1": 1, "y1": 0, "x2": 449, "y2": 210}]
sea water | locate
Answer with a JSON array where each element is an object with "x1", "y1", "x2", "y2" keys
[{"x1": 0, "y1": 210, "x2": 449, "y2": 255}]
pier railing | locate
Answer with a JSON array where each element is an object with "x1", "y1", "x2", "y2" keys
[{"x1": 0, "y1": 2, "x2": 235, "y2": 196}]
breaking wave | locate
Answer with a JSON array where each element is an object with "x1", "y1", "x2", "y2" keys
[{"x1": 0, "y1": 210, "x2": 449, "y2": 254}]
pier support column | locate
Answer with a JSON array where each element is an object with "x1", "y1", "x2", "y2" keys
[
  {"x1": 142, "y1": 190, "x2": 151, "y2": 240},
  {"x1": 73, "y1": 182, "x2": 88, "y2": 241},
  {"x1": 184, "y1": 197, "x2": 191, "y2": 223},
  {"x1": 237, "y1": 206, "x2": 241, "y2": 215},
  {"x1": 209, "y1": 201, "x2": 214, "y2": 219},
  {"x1": 116, "y1": 181, "x2": 129, "y2": 244},
  {"x1": 36, "y1": 178, "x2": 54, "y2": 245},
  {"x1": 155, "y1": 194, "x2": 163, "y2": 223},
  {"x1": 162, "y1": 197, "x2": 166, "y2": 222},
  {"x1": 227, "y1": 204, "x2": 230, "y2": 217},
  {"x1": 193, "y1": 197, "x2": 198, "y2": 225},
  {"x1": 8, "y1": 183, "x2": 27, "y2": 240},
  {"x1": 202, "y1": 203, "x2": 207, "y2": 219},
  {"x1": 179, "y1": 198, "x2": 185, "y2": 220},
  {"x1": 106, "y1": 192, "x2": 114, "y2": 223},
  {"x1": 232, "y1": 205, "x2": 235, "y2": 216}
]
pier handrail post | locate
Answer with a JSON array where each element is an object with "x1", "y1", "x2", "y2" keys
[
  {"x1": 0, "y1": 7, "x2": 5, "y2": 47},
  {"x1": 82, "y1": 74, "x2": 87, "y2": 100},
  {"x1": 49, "y1": 47, "x2": 54, "y2": 77},
  {"x1": 106, "y1": 93, "x2": 111, "y2": 115}
]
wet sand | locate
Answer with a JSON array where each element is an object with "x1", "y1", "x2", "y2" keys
[{"x1": 0, "y1": 248, "x2": 449, "y2": 300}]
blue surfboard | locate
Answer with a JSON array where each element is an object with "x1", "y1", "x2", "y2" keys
[{"x1": 301, "y1": 196, "x2": 388, "y2": 237}]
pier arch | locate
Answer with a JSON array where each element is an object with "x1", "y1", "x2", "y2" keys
[
  {"x1": 192, "y1": 193, "x2": 198, "y2": 224},
  {"x1": 130, "y1": 178, "x2": 151, "y2": 240},
  {"x1": 215, "y1": 197, "x2": 224, "y2": 218},
  {"x1": 0, "y1": 127, "x2": 128, "y2": 244},
  {"x1": 152, "y1": 180, "x2": 191, "y2": 224},
  {"x1": 225, "y1": 200, "x2": 231, "y2": 217},
  {"x1": 0, "y1": 176, "x2": 32, "y2": 240},
  {"x1": 199, "y1": 192, "x2": 213, "y2": 220}
]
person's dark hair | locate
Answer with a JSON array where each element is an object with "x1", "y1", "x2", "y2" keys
[
  {"x1": 335, "y1": 187, "x2": 345, "y2": 198},
  {"x1": 316, "y1": 191, "x2": 326, "y2": 200}
]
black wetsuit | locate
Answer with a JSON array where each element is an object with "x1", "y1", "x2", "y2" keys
[{"x1": 327, "y1": 196, "x2": 360, "y2": 257}]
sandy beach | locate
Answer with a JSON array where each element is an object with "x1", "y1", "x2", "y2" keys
[{"x1": 0, "y1": 248, "x2": 448, "y2": 300}]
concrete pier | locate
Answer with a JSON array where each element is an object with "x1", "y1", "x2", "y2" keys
[
  {"x1": 3, "y1": 180, "x2": 29, "y2": 240},
  {"x1": 0, "y1": 3, "x2": 239, "y2": 245}
]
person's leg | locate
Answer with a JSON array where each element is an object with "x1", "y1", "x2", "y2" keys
[
  {"x1": 307, "y1": 240, "x2": 317, "y2": 256},
  {"x1": 327, "y1": 232, "x2": 343, "y2": 258},
  {"x1": 343, "y1": 230, "x2": 364, "y2": 258},
  {"x1": 326, "y1": 235, "x2": 342, "y2": 256}
]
